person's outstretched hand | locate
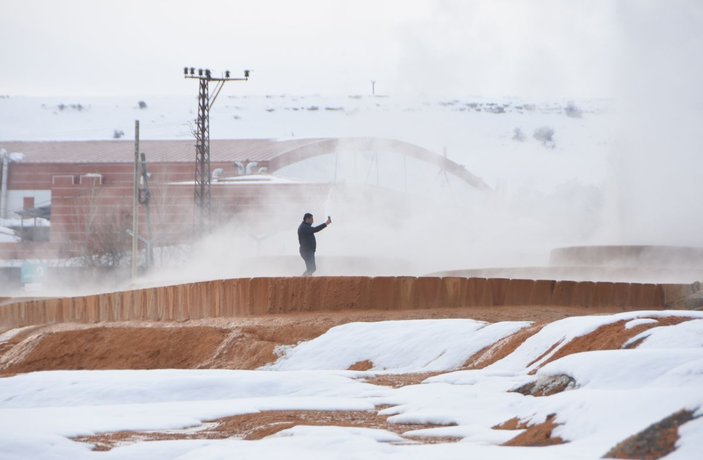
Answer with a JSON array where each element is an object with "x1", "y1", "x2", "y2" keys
[{"x1": 325, "y1": 216, "x2": 332, "y2": 225}]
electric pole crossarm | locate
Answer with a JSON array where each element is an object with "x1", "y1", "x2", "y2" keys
[{"x1": 184, "y1": 76, "x2": 248, "y2": 82}]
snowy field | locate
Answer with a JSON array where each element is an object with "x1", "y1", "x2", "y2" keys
[
  {"x1": 0, "y1": 94, "x2": 613, "y2": 193},
  {"x1": 1, "y1": 311, "x2": 702, "y2": 459}
]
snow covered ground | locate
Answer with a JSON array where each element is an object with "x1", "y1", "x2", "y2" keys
[
  {"x1": 0, "y1": 94, "x2": 613, "y2": 193},
  {"x1": 266, "y1": 319, "x2": 530, "y2": 373},
  {"x1": 0, "y1": 225, "x2": 20, "y2": 243},
  {"x1": 1, "y1": 312, "x2": 702, "y2": 459}
]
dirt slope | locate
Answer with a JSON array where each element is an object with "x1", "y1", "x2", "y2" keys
[{"x1": 0, "y1": 306, "x2": 692, "y2": 375}]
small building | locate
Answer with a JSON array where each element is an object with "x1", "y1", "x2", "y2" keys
[{"x1": 0, "y1": 139, "x2": 335, "y2": 260}]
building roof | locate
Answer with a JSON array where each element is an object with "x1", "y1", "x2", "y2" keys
[
  {"x1": 1, "y1": 137, "x2": 493, "y2": 191},
  {"x1": 0, "y1": 139, "x2": 326, "y2": 164}
]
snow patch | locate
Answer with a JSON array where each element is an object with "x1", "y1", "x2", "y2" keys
[
  {"x1": 0, "y1": 227, "x2": 20, "y2": 243},
  {"x1": 273, "y1": 425, "x2": 406, "y2": 444},
  {"x1": 487, "y1": 311, "x2": 703, "y2": 373},
  {"x1": 0, "y1": 217, "x2": 51, "y2": 228},
  {"x1": 536, "y1": 348, "x2": 703, "y2": 389},
  {"x1": 625, "y1": 319, "x2": 703, "y2": 349},
  {"x1": 624, "y1": 318, "x2": 658, "y2": 329},
  {"x1": 266, "y1": 319, "x2": 531, "y2": 372},
  {"x1": 0, "y1": 326, "x2": 35, "y2": 344}
]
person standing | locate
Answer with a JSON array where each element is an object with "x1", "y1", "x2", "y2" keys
[{"x1": 298, "y1": 213, "x2": 331, "y2": 276}]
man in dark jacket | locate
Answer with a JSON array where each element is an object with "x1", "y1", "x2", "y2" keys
[{"x1": 298, "y1": 213, "x2": 331, "y2": 276}]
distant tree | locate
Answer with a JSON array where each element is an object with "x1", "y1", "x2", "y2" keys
[
  {"x1": 512, "y1": 127, "x2": 526, "y2": 142},
  {"x1": 138, "y1": 100, "x2": 148, "y2": 109},
  {"x1": 72, "y1": 183, "x2": 133, "y2": 270},
  {"x1": 113, "y1": 130, "x2": 125, "y2": 139},
  {"x1": 564, "y1": 102, "x2": 583, "y2": 118},
  {"x1": 82, "y1": 209, "x2": 133, "y2": 269},
  {"x1": 534, "y1": 126, "x2": 556, "y2": 148}
]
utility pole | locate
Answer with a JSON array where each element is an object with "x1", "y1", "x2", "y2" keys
[
  {"x1": 371, "y1": 80, "x2": 376, "y2": 97},
  {"x1": 139, "y1": 152, "x2": 154, "y2": 269},
  {"x1": 0, "y1": 149, "x2": 9, "y2": 219},
  {"x1": 131, "y1": 120, "x2": 139, "y2": 280},
  {"x1": 184, "y1": 67, "x2": 249, "y2": 230}
]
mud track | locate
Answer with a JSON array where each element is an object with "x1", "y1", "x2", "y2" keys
[{"x1": 73, "y1": 408, "x2": 460, "y2": 451}]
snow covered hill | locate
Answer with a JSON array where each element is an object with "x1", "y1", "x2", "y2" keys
[
  {"x1": 1, "y1": 311, "x2": 701, "y2": 459},
  {"x1": 0, "y1": 94, "x2": 613, "y2": 193}
]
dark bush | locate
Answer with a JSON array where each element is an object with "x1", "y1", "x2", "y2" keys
[
  {"x1": 565, "y1": 102, "x2": 583, "y2": 118},
  {"x1": 534, "y1": 126, "x2": 556, "y2": 148}
]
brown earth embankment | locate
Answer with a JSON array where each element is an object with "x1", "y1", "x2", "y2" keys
[
  {"x1": 0, "y1": 277, "x2": 697, "y2": 330},
  {"x1": 1, "y1": 310, "x2": 697, "y2": 376},
  {"x1": 0, "y1": 306, "x2": 611, "y2": 375}
]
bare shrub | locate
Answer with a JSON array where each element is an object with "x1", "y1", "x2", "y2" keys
[{"x1": 533, "y1": 126, "x2": 556, "y2": 148}]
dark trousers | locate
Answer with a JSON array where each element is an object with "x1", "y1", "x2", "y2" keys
[{"x1": 300, "y1": 248, "x2": 316, "y2": 276}]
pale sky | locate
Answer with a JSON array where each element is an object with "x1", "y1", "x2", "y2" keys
[{"x1": 1, "y1": 0, "x2": 701, "y2": 98}]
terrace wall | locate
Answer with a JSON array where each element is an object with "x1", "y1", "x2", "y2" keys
[{"x1": 0, "y1": 276, "x2": 697, "y2": 330}]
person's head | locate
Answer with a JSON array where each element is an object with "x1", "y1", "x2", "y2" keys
[{"x1": 303, "y1": 212, "x2": 313, "y2": 224}]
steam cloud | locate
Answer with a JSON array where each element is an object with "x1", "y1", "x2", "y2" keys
[{"x1": 5, "y1": 1, "x2": 702, "y2": 296}]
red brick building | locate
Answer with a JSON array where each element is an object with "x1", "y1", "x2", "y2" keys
[
  {"x1": 0, "y1": 138, "x2": 488, "y2": 261},
  {"x1": 0, "y1": 139, "x2": 336, "y2": 260}
]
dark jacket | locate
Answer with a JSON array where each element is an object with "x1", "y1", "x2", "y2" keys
[{"x1": 298, "y1": 221, "x2": 327, "y2": 251}]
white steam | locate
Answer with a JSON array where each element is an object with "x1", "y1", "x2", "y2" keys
[
  {"x1": 604, "y1": 0, "x2": 703, "y2": 246},
  {"x1": 4, "y1": 1, "x2": 703, "y2": 297}
]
